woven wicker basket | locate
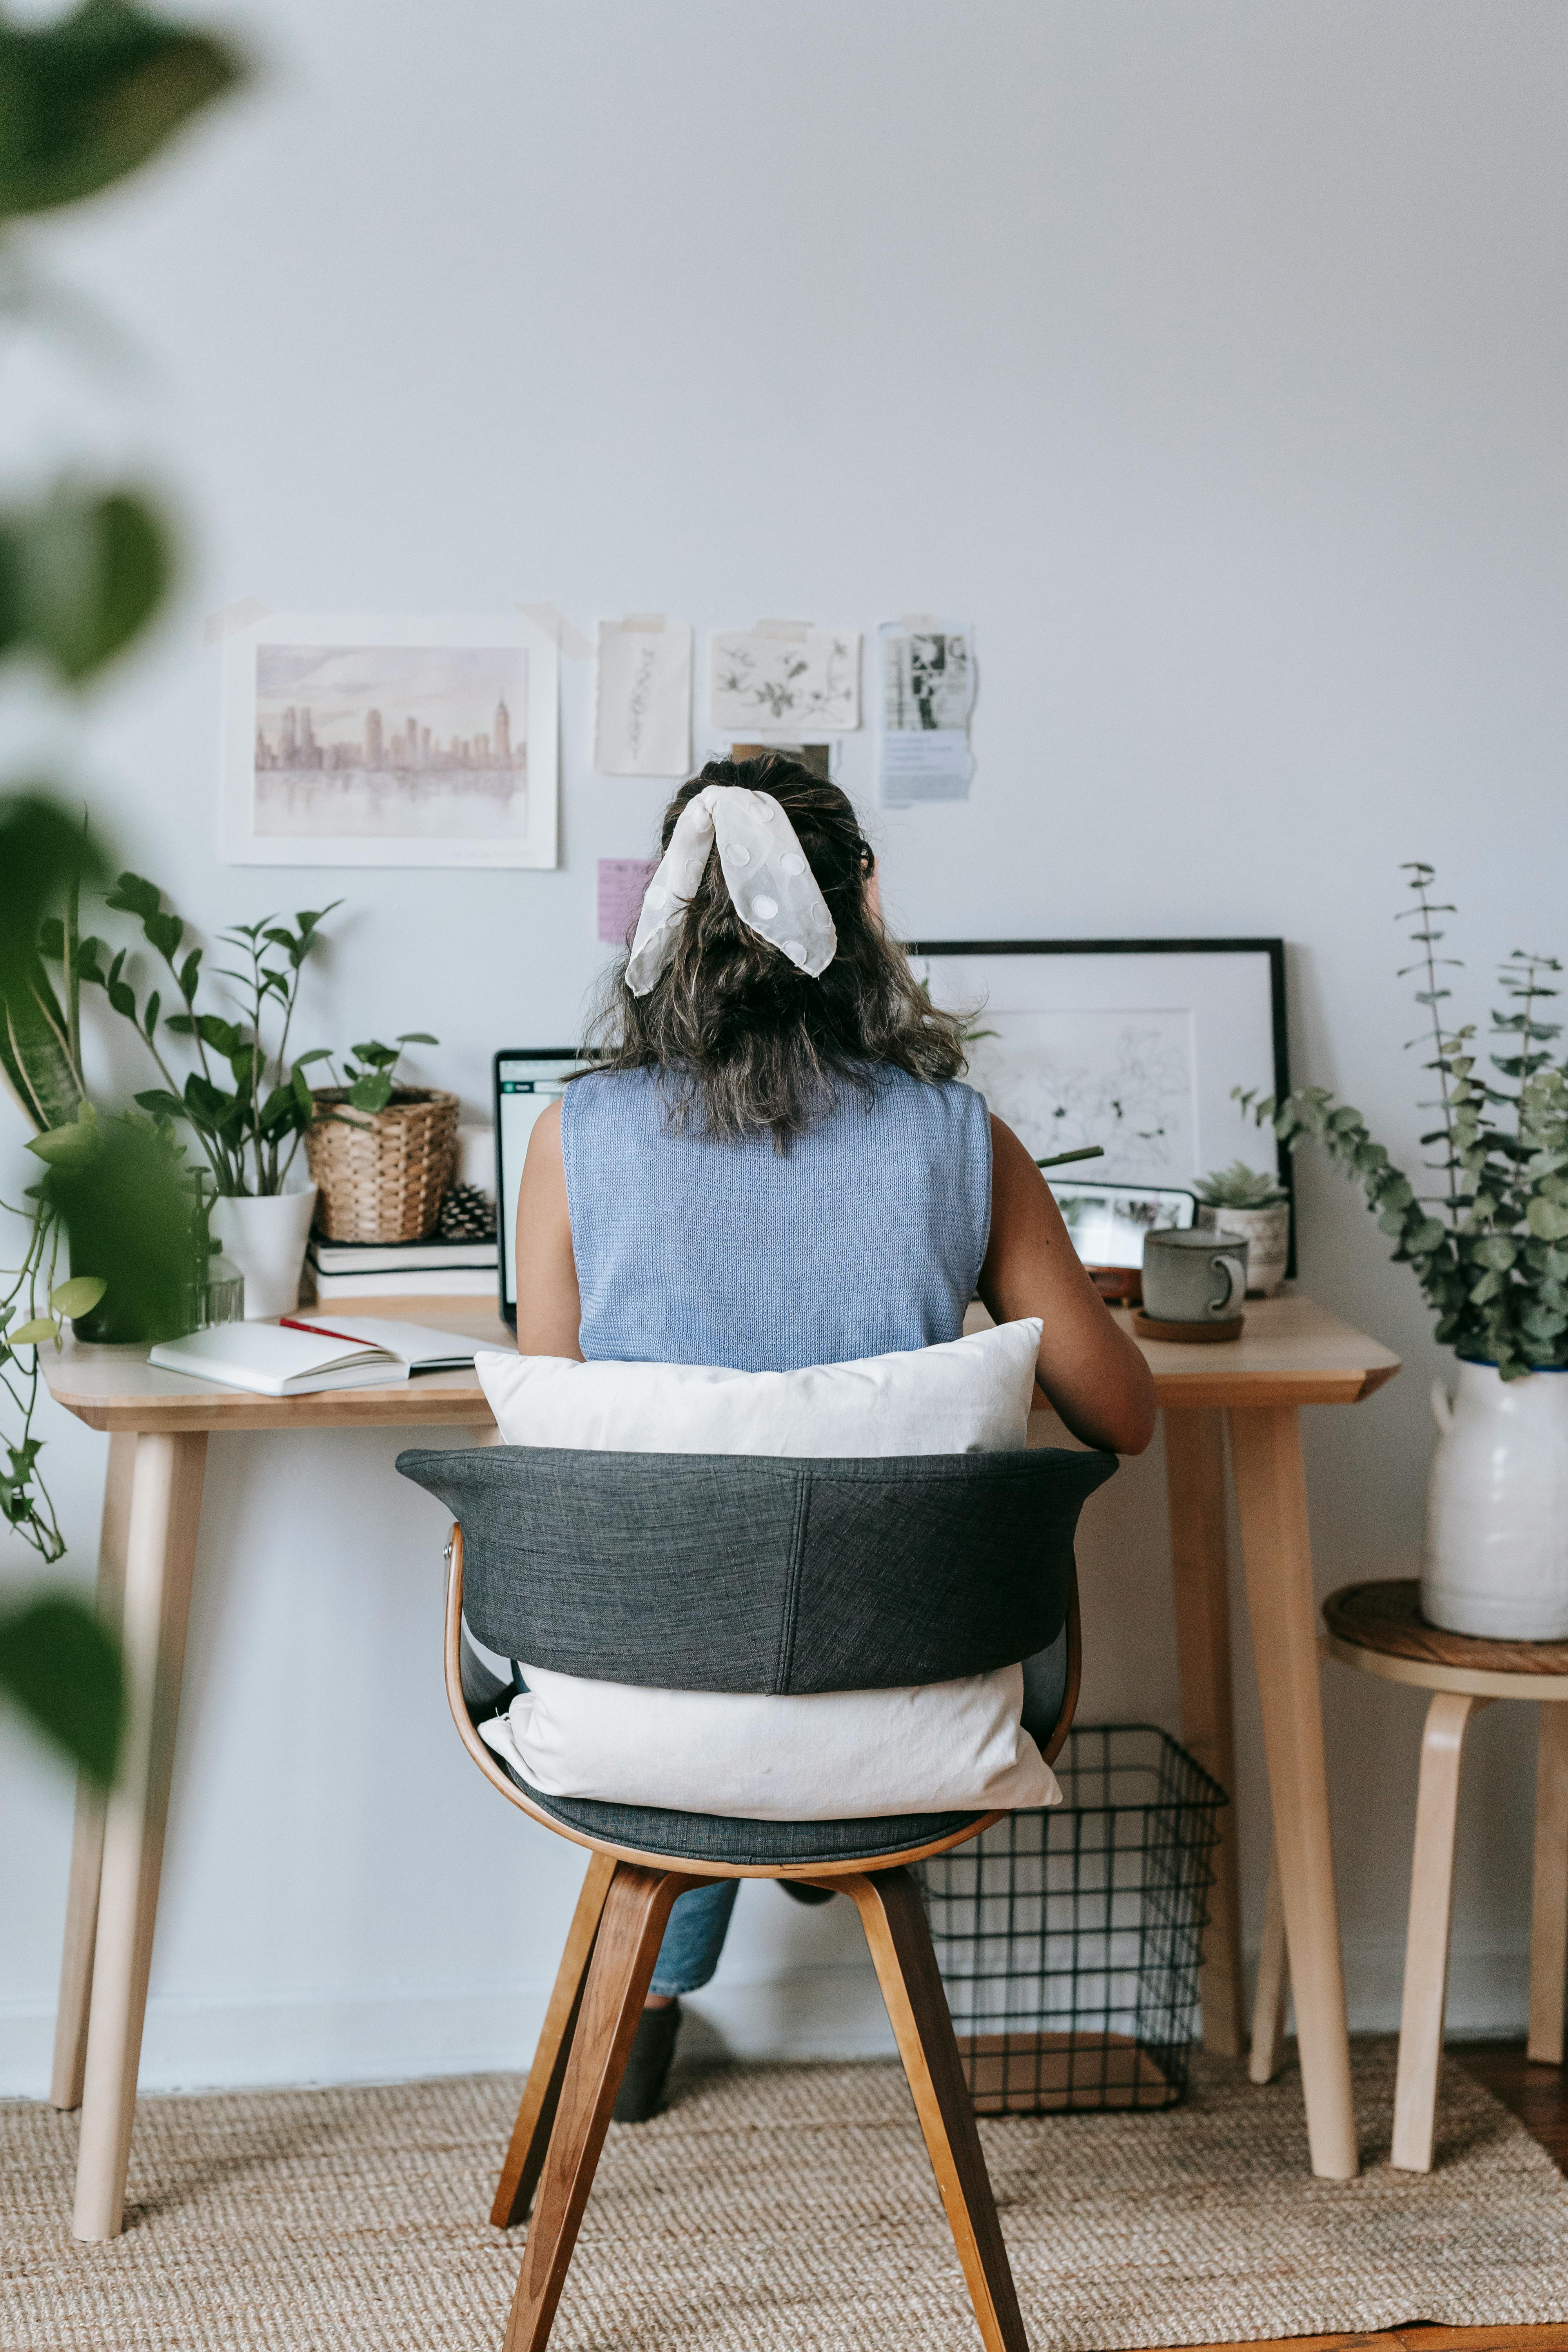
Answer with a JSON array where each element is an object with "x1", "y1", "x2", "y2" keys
[{"x1": 304, "y1": 1088, "x2": 460, "y2": 1245}]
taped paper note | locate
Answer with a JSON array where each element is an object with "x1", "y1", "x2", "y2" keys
[
  {"x1": 594, "y1": 617, "x2": 692, "y2": 776},
  {"x1": 878, "y1": 619, "x2": 976, "y2": 806},
  {"x1": 597, "y1": 857, "x2": 657, "y2": 945},
  {"x1": 519, "y1": 602, "x2": 592, "y2": 661},
  {"x1": 710, "y1": 625, "x2": 860, "y2": 735},
  {"x1": 203, "y1": 597, "x2": 271, "y2": 646}
]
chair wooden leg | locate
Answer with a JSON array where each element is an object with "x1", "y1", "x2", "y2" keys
[
  {"x1": 1249, "y1": 1843, "x2": 1290, "y2": 2085},
  {"x1": 1392, "y1": 1691, "x2": 1486, "y2": 2172},
  {"x1": 840, "y1": 1866, "x2": 1030, "y2": 2352},
  {"x1": 503, "y1": 1861, "x2": 702, "y2": 2352},
  {"x1": 1528, "y1": 1702, "x2": 1568, "y2": 2065},
  {"x1": 492, "y1": 1850, "x2": 618, "y2": 2229}
]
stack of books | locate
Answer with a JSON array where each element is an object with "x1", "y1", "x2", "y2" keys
[{"x1": 305, "y1": 1234, "x2": 498, "y2": 1303}]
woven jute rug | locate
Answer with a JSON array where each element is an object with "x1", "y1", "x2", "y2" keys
[{"x1": 4, "y1": 2042, "x2": 1568, "y2": 2351}]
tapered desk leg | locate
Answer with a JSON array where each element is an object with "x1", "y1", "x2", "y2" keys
[
  {"x1": 1528, "y1": 1701, "x2": 1568, "y2": 2066},
  {"x1": 1228, "y1": 1404, "x2": 1357, "y2": 2181},
  {"x1": 50, "y1": 1433, "x2": 137, "y2": 2110},
  {"x1": 1163, "y1": 1407, "x2": 1245, "y2": 2057},
  {"x1": 72, "y1": 1430, "x2": 208, "y2": 2241},
  {"x1": 1249, "y1": 1846, "x2": 1290, "y2": 2085}
]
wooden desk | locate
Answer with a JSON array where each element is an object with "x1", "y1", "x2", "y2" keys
[{"x1": 42, "y1": 1288, "x2": 1397, "y2": 2233}]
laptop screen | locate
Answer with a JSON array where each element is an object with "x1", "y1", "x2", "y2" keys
[{"x1": 493, "y1": 1050, "x2": 590, "y2": 1320}]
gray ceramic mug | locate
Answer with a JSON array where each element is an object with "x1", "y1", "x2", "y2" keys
[{"x1": 1142, "y1": 1226, "x2": 1249, "y2": 1322}]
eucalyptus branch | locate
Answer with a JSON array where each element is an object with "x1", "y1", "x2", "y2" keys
[
  {"x1": 1396, "y1": 860, "x2": 1461, "y2": 1225},
  {"x1": 1236, "y1": 866, "x2": 1568, "y2": 1379}
]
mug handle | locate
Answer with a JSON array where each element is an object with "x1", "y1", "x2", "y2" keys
[{"x1": 1208, "y1": 1253, "x2": 1245, "y2": 1316}]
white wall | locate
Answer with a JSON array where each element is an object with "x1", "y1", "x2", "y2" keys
[{"x1": 5, "y1": 0, "x2": 1567, "y2": 2092}]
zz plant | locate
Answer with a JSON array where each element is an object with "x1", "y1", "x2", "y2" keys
[
  {"x1": 1238, "y1": 864, "x2": 1568, "y2": 1381},
  {"x1": 54, "y1": 875, "x2": 341, "y2": 1196}
]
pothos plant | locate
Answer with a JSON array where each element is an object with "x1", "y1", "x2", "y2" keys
[{"x1": 1238, "y1": 864, "x2": 1568, "y2": 1381}]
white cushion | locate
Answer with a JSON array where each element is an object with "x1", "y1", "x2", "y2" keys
[
  {"x1": 479, "y1": 1661, "x2": 1049, "y2": 1818},
  {"x1": 471, "y1": 1319, "x2": 1058, "y2": 1819},
  {"x1": 475, "y1": 1317, "x2": 1043, "y2": 1458}
]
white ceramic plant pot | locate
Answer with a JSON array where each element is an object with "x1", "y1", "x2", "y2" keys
[
  {"x1": 1195, "y1": 1202, "x2": 1290, "y2": 1297},
  {"x1": 209, "y1": 1187, "x2": 317, "y2": 1321},
  {"x1": 1422, "y1": 1361, "x2": 1568, "y2": 1638}
]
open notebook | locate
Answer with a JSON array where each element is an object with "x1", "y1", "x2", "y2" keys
[{"x1": 148, "y1": 1317, "x2": 477, "y2": 1398}]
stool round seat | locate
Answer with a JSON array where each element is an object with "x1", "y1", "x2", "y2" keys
[{"x1": 1323, "y1": 1578, "x2": 1568, "y2": 1701}]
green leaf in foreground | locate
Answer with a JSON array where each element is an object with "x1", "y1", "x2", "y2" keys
[
  {"x1": 9, "y1": 485, "x2": 174, "y2": 683},
  {"x1": 0, "y1": 0, "x2": 245, "y2": 220},
  {"x1": 50, "y1": 1274, "x2": 106, "y2": 1317},
  {"x1": 0, "y1": 1593, "x2": 123, "y2": 1781},
  {"x1": 7, "y1": 1316, "x2": 59, "y2": 1345}
]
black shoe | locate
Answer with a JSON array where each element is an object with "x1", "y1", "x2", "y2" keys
[
  {"x1": 612, "y1": 1998, "x2": 681, "y2": 2123},
  {"x1": 780, "y1": 1881, "x2": 835, "y2": 1907}
]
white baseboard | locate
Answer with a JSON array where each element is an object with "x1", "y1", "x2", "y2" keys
[
  {"x1": 0, "y1": 1942, "x2": 1533, "y2": 2102},
  {"x1": 0, "y1": 1962, "x2": 896, "y2": 2100}
]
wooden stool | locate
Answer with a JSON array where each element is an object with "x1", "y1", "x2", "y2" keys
[{"x1": 1250, "y1": 1578, "x2": 1568, "y2": 2172}]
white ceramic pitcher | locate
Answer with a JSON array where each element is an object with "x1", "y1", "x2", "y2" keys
[{"x1": 1422, "y1": 1359, "x2": 1568, "y2": 1638}]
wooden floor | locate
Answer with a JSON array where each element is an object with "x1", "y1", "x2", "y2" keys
[{"x1": 1161, "y1": 2044, "x2": 1568, "y2": 2352}]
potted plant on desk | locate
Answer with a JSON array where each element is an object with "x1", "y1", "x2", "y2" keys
[
  {"x1": 1192, "y1": 1161, "x2": 1290, "y2": 1297},
  {"x1": 304, "y1": 1036, "x2": 455, "y2": 1245},
  {"x1": 1240, "y1": 864, "x2": 1568, "y2": 1640},
  {"x1": 54, "y1": 882, "x2": 338, "y2": 1317}
]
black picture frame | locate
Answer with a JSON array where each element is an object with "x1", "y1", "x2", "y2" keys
[{"x1": 904, "y1": 936, "x2": 1294, "y2": 1277}]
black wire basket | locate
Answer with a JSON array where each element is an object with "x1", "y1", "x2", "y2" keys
[{"x1": 919, "y1": 1723, "x2": 1227, "y2": 2116}]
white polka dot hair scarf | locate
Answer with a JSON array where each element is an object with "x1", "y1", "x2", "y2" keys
[{"x1": 623, "y1": 784, "x2": 838, "y2": 997}]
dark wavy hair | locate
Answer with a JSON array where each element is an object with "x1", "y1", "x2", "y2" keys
[{"x1": 583, "y1": 755, "x2": 967, "y2": 1147}]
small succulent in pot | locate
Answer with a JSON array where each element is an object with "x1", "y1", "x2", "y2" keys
[
  {"x1": 1193, "y1": 1160, "x2": 1288, "y2": 1212},
  {"x1": 1192, "y1": 1160, "x2": 1291, "y2": 1298}
]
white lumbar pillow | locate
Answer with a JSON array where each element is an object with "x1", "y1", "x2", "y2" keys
[
  {"x1": 471, "y1": 1318, "x2": 1058, "y2": 1819},
  {"x1": 479, "y1": 1661, "x2": 1052, "y2": 1818},
  {"x1": 475, "y1": 1317, "x2": 1043, "y2": 1457}
]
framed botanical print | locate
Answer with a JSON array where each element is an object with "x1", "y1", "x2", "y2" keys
[{"x1": 907, "y1": 937, "x2": 1294, "y2": 1272}]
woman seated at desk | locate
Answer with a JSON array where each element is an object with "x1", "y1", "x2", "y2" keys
[{"x1": 513, "y1": 753, "x2": 1156, "y2": 2117}]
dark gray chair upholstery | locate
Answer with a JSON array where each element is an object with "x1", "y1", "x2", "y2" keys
[
  {"x1": 398, "y1": 1442, "x2": 1115, "y2": 1866},
  {"x1": 400, "y1": 1439, "x2": 1118, "y2": 2351}
]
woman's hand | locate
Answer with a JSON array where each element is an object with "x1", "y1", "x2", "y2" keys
[
  {"x1": 513, "y1": 1100, "x2": 585, "y2": 1358},
  {"x1": 978, "y1": 1116, "x2": 1158, "y2": 1455}
]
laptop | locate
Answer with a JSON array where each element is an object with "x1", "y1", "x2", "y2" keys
[{"x1": 492, "y1": 1049, "x2": 595, "y2": 1329}]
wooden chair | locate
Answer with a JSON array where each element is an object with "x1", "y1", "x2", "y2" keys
[
  {"x1": 1250, "y1": 1577, "x2": 1568, "y2": 2172},
  {"x1": 397, "y1": 1441, "x2": 1114, "y2": 2352}
]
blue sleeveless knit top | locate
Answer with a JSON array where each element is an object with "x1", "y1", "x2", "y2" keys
[{"x1": 560, "y1": 1065, "x2": 992, "y2": 1373}]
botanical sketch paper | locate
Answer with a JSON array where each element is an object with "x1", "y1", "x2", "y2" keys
[
  {"x1": 594, "y1": 618, "x2": 692, "y2": 776},
  {"x1": 878, "y1": 619, "x2": 976, "y2": 806},
  {"x1": 220, "y1": 612, "x2": 558, "y2": 868},
  {"x1": 913, "y1": 946, "x2": 1283, "y2": 1201},
  {"x1": 962, "y1": 1010, "x2": 1196, "y2": 1182},
  {"x1": 709, "y1": 625, "x2": 861, "y2": 735}
]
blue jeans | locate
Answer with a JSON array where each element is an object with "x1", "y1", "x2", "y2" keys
[{"x1": 651, "y1": 1880, "x2": 740, "y2": 1996}]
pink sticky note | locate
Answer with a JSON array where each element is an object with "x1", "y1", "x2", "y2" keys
[{"x1": 598, "y1": 857, "x2": 657, "y2": 946}]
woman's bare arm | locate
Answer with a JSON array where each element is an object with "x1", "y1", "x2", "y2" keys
[
  {"x1": 978, "y1": 1115, "x2": 1157, "y2": 1455},
  {"x1": 512, "y1": 1100, "x2": 584, "y2": 1358}
]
